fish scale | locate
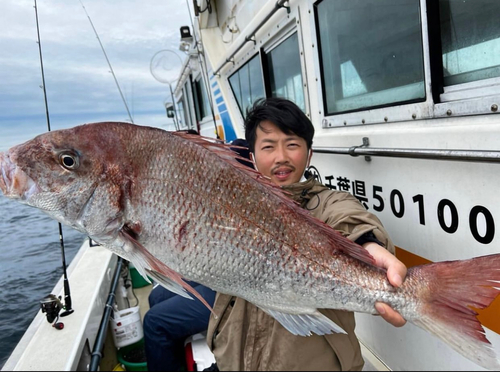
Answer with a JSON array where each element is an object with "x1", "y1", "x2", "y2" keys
[{"x1": 1, "y1": 122, "x2": 500, "y2": 369}]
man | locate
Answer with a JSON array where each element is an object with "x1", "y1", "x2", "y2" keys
[
  {"x1": 143, "y1": 280, "x2": 216, "y2": 371},
  {"x1": 206, "y1": 97, "x2": 407, "y2": 371}
]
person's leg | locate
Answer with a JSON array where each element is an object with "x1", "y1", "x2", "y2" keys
[
  {"x1": 148, "y1": 280, "x2": 201, "y2": 308},
  {"x1": 148, "y1": 284, "x2": 177, "y2": 308},
  {"x1": 143, "y1": 283, "x2": 216, "y2": 371}
]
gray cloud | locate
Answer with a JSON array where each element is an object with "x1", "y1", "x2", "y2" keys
[{"x1": 0, "y1": 0, "x2": 192, "y2": 150}]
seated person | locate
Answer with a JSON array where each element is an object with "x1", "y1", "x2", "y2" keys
[{"x1": 143, "y1": 281, "x2": 216, "y2": 371}]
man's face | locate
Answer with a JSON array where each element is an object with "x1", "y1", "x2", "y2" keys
[{"x1": 252, "y1": 120, "x2": 310, "y2": 186}]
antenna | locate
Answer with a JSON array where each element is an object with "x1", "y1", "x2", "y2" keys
[
  {"x1": 78, "y1": 0, "x2": 134, "y2": 123},
  {"x1": 150, "y1": 49, "x2": 183, "y2": 130}
]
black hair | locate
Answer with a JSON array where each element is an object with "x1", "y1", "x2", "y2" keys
[{"x1": 244, "y1": 97, "x2": 314, "y2": 153}]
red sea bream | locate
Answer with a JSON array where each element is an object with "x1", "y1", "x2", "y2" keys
[{"x1": 1, "y1": 122, "x2": 500, "y2": 369}]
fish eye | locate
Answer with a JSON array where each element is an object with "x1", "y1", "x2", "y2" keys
[{"x1": 59, "y1": 152, "x2": 79, "y2": 170}]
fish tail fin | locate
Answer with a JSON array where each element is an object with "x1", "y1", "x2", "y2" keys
[{"x1": 410, "y1": 254, "x2": 500, "y2": 370}]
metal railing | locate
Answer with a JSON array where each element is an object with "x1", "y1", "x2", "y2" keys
[
  {"x1": 89, "y1": 256, "x2": 123, "y2": 371},
  {"x1": 313, "y1": 138, "x2": 500, "y2": 164}
]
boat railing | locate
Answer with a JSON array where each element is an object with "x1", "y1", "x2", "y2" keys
[
  {"x1": 89, "y1": 257, "x2": 124, "y2": 371},
  {"x1": 314, "y1": 137, "x2": 500, "y2": 163}
]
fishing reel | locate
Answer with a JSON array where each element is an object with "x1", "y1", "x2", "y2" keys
[{"x1": 40, "y1": 294, "x2": 65, "y2": 330}]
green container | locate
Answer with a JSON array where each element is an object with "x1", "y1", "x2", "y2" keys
[
  {"x1": 129, "y1": 266, "x2": 151, "y2": 289},
  {"x1": 117, "y1": 339, "x2": 148, "y2": 371}
]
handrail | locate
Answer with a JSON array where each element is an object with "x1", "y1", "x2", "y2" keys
[
  {"x1": 89, "y1": 256, "x2": 123, "y2": 371},
  {"x1": 313, "y1": 145, "x2": 500, "y2": 163},
  {"x1": 212, "y1": 0, "x2": 289, "y2": 77}
]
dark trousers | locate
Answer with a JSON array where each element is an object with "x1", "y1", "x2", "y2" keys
[{"x1": 143, "y1": 281, "x2": 216, "y2": 371}]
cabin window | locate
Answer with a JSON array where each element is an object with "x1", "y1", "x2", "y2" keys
[
  {"x1": 193, "y1": 78, "x2": 212, "y2": 120},
  {"x1": 177, "y1": 99, "x2": 186, "y2": 127},
  {"x1": 264, "y1": 32, "x2": 305, "y2": 111},
  {"x1": 179, "y1": 81, "x2": 194, "y2": 129},
  {"x1": 229, "y1": 54, "x2": 265, "y2": 116},
  {"x1": 439, "y1": 0, "x2": 500, "y2": 86},
  {"x1": 315, "y1": 0, "x2": 425, "y2": 115}
]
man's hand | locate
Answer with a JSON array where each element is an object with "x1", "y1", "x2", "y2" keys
[{"x1": 363, "y1": 242, "x2": 407, "y2": 327}]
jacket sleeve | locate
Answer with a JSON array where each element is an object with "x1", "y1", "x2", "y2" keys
[{"x1": 314, "y1": 190, "x2": 395, "y2": 254}]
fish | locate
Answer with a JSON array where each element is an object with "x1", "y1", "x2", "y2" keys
[{"x1": 1, "y1": 121, "x2": 500, "y2": 370}]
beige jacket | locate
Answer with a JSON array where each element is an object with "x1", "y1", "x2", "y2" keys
[{"x1": 207, "y1": 178, "x2": 395, "y2": 371}]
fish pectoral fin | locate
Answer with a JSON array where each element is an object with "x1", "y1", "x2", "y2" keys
[
  {"x1": 117, "y1": 229, "x2": 215, "y2": 315},
  {"x1": 146, "y1": 269, "x2": 193, "y2": 300},
  {"x1": 145, "y1": 267, "x2": 216, "y2": 315},
  {"x1": 118, "y1": 230, "x2": 153, "y2": 285},
  {"x1": 261, "y1": 308, "x2": 347, "y2": 336}
]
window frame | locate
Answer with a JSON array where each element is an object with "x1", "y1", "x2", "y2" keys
[
  {"x1": 431, "y1": 0, "x2": 500, "y2": 118},
  {"x1": 192, "y1": 74, "x2": 212, "y2": 122},
  {"x1": 309, "y1": 0, "x2": 500, "y2": 127},
  {"x1": 179, "y1": 78, "x2": 196, "y2": 130},
  {"x1": 261, "y1": 29, "x2": 307, "y2": 111},
  {"x1": 227, "y1": 52, "x2": 265, "y2": 118},
  {"x1": 310, "y1": 0, "x2": 434, "y2": 128},
  {"x1": 225, "y1": 11, "x2": 311, "y2": 122}
]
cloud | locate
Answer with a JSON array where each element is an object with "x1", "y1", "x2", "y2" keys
[{"x1": 0, "y1": 0, "x2": 192, "y2": 150}]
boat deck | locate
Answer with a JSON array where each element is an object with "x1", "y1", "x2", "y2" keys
[
  {"x1": 100, "y1": 281, "x2": 152, "y2": 371},
  {"x1": 2, "y1": 238, "x2": 387, "y2": 371},
  {"x1": 2, "y1": 242, "x2": 117, "y2": 371},
  {"x1": 101, "y1": 277, "x2": 386, "y2": 371}
]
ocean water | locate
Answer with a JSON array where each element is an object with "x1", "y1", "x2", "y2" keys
[
  {"x1": 0, "y1": 196, "x2": 85, "y2": 369},
  {"x1": 0, "y1": 119, "x2": 176, "y2": 370}
]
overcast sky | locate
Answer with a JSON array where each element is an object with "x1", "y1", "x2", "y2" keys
[{"x1": 0, "y1": 0, "x2": 193, "y2": 151}]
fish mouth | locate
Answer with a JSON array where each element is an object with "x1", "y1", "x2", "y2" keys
[{"x1": 0, "y1": 152, "x2": 39, "y2": 201}]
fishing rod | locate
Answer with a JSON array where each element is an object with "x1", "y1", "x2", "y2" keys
[
  {"x1": 33, "y1": 0, "x2": 74, "y2": 327},
  {"x1": 78, "y1": 0, "x2": 134, "y2": 123}
]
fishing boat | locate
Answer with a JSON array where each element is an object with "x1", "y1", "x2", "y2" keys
[
  {"x1": 162, "y1": 0, "x2": 500, "y2": 370},
  {"x1": 3, "y1": 0, "x2": 500, "y2": 370}
]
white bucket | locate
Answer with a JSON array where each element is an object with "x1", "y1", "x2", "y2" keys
[{"x1": 109, "y1": 305, "x2": 144, "y2": 348}]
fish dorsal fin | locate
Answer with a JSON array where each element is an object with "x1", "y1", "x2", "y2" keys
[
  {"x1": 118, "y1": 229, "x2": 215, "y2": 314},
  {"x1": 296, "y1": 212, "x2": 377, "y2": 266},
  {"x1": 171, "y1": 132, "x2": 263, "y2": 176},
  {"x1": 171, "y1": 133, "x2": 301, "y2": 204},
  {"x1": 172, "y1": 133, "x2": 376, "y2": 267}
]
